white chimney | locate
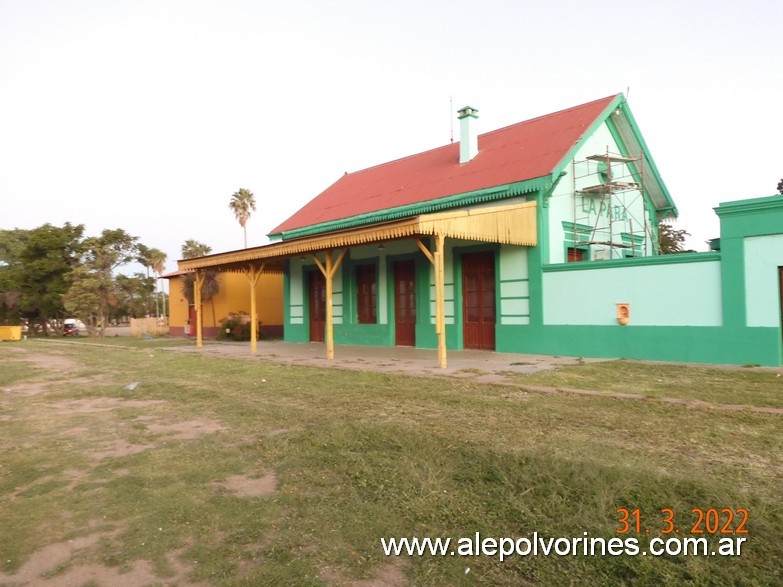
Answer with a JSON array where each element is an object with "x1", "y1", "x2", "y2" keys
[{"x1": 457, "y1": 105, "x2": 479, "y2": 163}]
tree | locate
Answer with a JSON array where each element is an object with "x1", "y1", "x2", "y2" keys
[
  {"x1": 138, "y1": 245, "x2": 167, "y2": 317},
  {"x1": 63, "y1": 266, "x2": 104, "y2": 336},
  {"x1": 64, "y1": 229, "x2": 138, "y2": 336},
  {"x1": 181, "y1": 271, "x2": 220, "y2": 327},
  {"x1": 148, "y1": 249, "x2": 167, "y2": 318},
  {"x1": 18, "y1": 223, "x2": 85, "y2": 334},
  {"x1": 136, "y1": 244, "x2": 155, "y2": 316},
  {"x1": 228, "y1": 188, "x2": 256, "y2": 248},
  {"x1": 112, "y1": 273, "x2": 153, "y2": 320},
  {"x1": 181, "y1": 240, "x2": 212, "y2": 259},
  {"x1": 777, "y1": 178, "x2": 782, "y2": 194},
  {"x1": 0, "y1": 228, "x2": 29, "y2": 325},
  {"x1": 180, "y1": 239, "x2": 219, "y2": 327},
  {"x1": 658, "y1": 222, "x2": 691, "y2": 254}
]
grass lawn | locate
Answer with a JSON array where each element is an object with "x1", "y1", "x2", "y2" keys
[
  {"x1": 0, "y1": 341, "x2": 781, "y2": 586},
  {"x1": 37, "y1": 335, "x2": 197, "y2": 349},
  {"x1": 516, "y1": 359, "x2": 783, "y2": 409}
]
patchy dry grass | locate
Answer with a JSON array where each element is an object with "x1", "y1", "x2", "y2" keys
[
  {"x1": 43, "y1": 336, "x2": 196, "y2": 349},
  {"x1": 515, "y1": 359, "x2": 783, "y2": 409},
  {"x1": 0, "y1": 342, "x2": 781, "y2": 586}
]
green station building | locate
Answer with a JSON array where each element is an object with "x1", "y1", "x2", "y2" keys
[{"x1": 181, "y1": 94, "x2": 783, "y2": 366}]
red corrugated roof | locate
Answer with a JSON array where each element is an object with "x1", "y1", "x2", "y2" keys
[{"x1": 271, "y1": 95, "x2": 619, "y2": 235}]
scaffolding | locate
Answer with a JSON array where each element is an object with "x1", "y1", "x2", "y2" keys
[{"x1": 571, "y1": 148, "x2": 653, "y2": 260}]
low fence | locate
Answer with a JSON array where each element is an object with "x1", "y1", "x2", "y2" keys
[{"x1": 130, "y1": 317, "x2": 169, "y2": 337}]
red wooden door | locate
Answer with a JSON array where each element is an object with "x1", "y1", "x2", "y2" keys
[
  {"x1": 309, "y1": 271, "x2": 326, "y2": 342},
  {"x1": 462, "y1": 251, "x2": 496, "y2": 350},
  {"x1": 394, "y1": 260, "x2": 416, "y2": 346}
]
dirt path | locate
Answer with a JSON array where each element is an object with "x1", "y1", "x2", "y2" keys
[{"x1": 0, "y1": 346, "x2": 225, "y2": 586}]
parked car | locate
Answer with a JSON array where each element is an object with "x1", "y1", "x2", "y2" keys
[{"x1": 63, "y1": 323, "x2": 79, "y2": 336}]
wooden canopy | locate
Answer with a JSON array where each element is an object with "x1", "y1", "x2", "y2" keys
[{"x1": 178, "y1": 201, "x2": 536, "y2": 367}]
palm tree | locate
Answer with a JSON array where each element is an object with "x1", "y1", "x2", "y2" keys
[
  {"x1": 180, "y1": 240, "x2": 218, "y2": 327},
  {"x1": 228, "y1": 188, "x2": 256, "y2": 248},
  {"x1": 136, "y1": 244, "x2": 154, "y2": 316},
  {"x1": 181, "y1": 240, "x2": 212, "y2": 260},
  {"x1": 181, "y1": 270, "x2": 220, "y2": 327},
  {"x1": 148, "y1": 248, "x2": 167, "y2": 317}
]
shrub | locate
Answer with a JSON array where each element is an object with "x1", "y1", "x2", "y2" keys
[{"x1": 216, "y1": 313, "x2": 254, "y2": 341}]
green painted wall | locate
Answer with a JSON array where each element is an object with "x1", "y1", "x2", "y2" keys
[
  {"x1": 335, "y1": 324, "x2": 393, "y2": 346},
  {"x1": 427, "y1": 240, "x2": 457, "y2": 328},
  {"x1": 413, "y1": 255, "x2": 461, "y2": 350},
  {"x1": 744, "y1": 234, "x2": 783, "y2": 327},
  {"x1": 501, "y1": 194, "x2": 783, "y2": 365},
  {"x1": 498, "y1": 245, "x2": 530, "y2": 325},
  {"x1": 496, "y1": 324, "x2": 781, "y2": 366},
  {"x1": 283, "y1": 261, "x2": 308, "y2": 343},
  {"x1": 282, "y1": 239, "x2": 461, "y2": 350},
  {"x1": 547, "y1": 123, "x2": 655, "y2": 263},
  {"x1": 714, "y1": 194, "x2": 783, "y2": 364},
  {"x1": 333, "y1": 268, "x2": 344, "y2": 325},
  {"x1": 281, "y1": 193, "x2": 783, "y2": 366},
  {"x1": 288, "y1": 257, "x2": 305, "y2": 326},
  {"x1": 542, "y1": 254, "x2": 723, "y2": 326}
]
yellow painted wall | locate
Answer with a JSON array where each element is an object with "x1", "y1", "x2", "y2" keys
[
  {"x1": 169, "y1": 277, "x2": 190, "y2": 328},
  {"x1": 167, "y1": 272, "x2": 284, "y2": 330}
]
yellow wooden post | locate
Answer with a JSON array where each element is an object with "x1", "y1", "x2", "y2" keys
[
  {"x1": 312, "y1": 249, "x2": 347, "y2": 361},
  {"x1": 435, "y1": 234, "x2": 447, "y2": 369},
  {"x1": 330, "y1": 249, "x2": 347, "y2": 359},
  {"x1": 247, "y1": 264, "x2": 263, "y2": 354},
  {"x1": 195, "y1": 271, "x2": 204, "y2": 349},
  {"x1": 324, "y1": 252, "x2": 334, "y2": 359},
  {"x1": 415, "y1": 238, "x2": 434, "y2": 264},
  {"x1": 249, "y1": 265, "x2": 257, "y2": 353},
  {"x1": 415, "y1": 236, "x2": 447, "y2": 369},
  {"x1": 311, "y1": 252, "x2": 329, "y2": 356}
]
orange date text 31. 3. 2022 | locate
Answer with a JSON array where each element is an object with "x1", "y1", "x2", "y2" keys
[{"x1": 615, "y1": 508, "x2": 749, "y2": 535}]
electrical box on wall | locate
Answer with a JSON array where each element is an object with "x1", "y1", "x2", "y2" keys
[{"x1": 616, "y1": 303, "x2": 630, "y2": 325}]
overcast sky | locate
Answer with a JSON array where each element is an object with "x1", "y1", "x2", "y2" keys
[{"x1": 1, "y1": 0, "x2": 781, "y2": 277}]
